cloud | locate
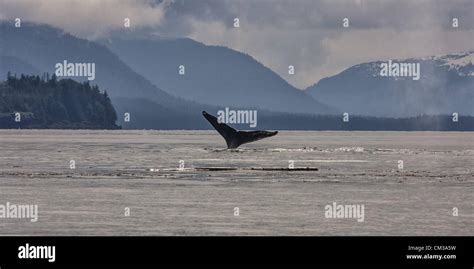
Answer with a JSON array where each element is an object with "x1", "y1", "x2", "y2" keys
[
  {"x1": 0, "y1": 0, "x2": 168, "y2": 38},
  {"x1": 166, "y1": 0, "x2": 474, "y2": 31}
]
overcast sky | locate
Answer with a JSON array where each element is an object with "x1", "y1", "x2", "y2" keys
[{"x1": 1, "y1": 0, "x2": 473, "y2": 88}]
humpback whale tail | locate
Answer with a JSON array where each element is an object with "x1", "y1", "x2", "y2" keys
[{"x1": 202, "y1": 111, "x2": 278, "y2": 149}]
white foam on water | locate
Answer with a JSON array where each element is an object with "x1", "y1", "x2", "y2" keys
[
  {"x1": 297, "y1": 159, "x2": 370, "y2": 163},
  {"x1": 334, "y1": 147, "x2": 365, "y2": 153},
  {"x1": 270, "y1": 147, "x2": 317, "y2": 152}
]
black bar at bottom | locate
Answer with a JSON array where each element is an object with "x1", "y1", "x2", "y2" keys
[{"x1": 0, "y1": 236, "x2": 472, "y2": 267}]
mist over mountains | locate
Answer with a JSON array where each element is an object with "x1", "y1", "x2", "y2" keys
[
  {"x1": 306, "y1": 52, "x2": 474, "y2": 117},
  {"x1": 0, "y1": 22, "x2": 472, "y2": 130},
  {"x1": 0, "y1": 55, "x2": 40, "y2": 76}
]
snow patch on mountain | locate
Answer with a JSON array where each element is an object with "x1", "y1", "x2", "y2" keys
[{"x1": 417, "y1": 51, "x2": 474, "y2": 76}]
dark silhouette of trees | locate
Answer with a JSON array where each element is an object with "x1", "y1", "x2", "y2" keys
[{"x1": 0, "y1": 73, "x2": 120, "y2": 129}]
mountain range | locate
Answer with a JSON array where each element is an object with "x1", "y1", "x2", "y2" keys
[
  {"x1": 0, "y1": 21, "x2": 472, "y2": 129},
  {"x1": 101, "y1": 35, "x2": 332, "y2": 114},
  {"x1": 305, "y1": 52, "x2": 474, "y2": 117}
]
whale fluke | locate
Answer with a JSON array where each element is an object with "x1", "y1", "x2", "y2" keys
[{"x1": 202, "y1": 111, "x2": 278, "y2": 149}]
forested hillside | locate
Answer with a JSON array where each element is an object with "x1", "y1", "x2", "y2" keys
[{"x1": 0, "y1": 73, "x2": 119, "y2": 129}]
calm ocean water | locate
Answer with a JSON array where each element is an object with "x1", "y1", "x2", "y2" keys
[{"x1": 0, "y1": 130, "x2": 472, "y2": 235}]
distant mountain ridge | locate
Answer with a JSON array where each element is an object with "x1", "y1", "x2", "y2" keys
[
  {"x1": 0, "y1": 55, "x2": 41, "y2": 77},
  {"x1": 102, "y1": 35, "x2": 334, "y2": 114},
  {"x1": 306, "y1": 51, "x2": 474, "y2": 117}
]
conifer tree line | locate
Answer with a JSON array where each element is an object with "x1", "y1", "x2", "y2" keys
[{"x1": 0, "y1": 72, "x2": 119, "y2": 129}]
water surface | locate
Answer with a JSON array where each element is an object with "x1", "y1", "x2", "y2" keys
[{"x1": 0, "y1": 130, "x2": 472, "y2": 235}]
